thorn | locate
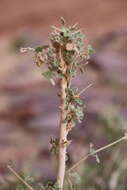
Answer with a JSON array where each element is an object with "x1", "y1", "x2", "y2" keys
[
  {"x1": 52, "y1": 26, "x2": 62, "y2": 32},
  {"x1": 20, "y1": 47, "x2": 35, "y2": 53},
  {"x1": 78, "y1": 83, "x2": 93, "y2": 96},
  {"x1": 50, "y1": 79, "x2": 55, "y2": 86},
  {"x1": 60, "y1": 17, "x2": 66, "y2": 25},
  {"x1": 71, "y1": 22, "x2": 78, "y2": 29},
  {"x1": 123, "y1": 133, "x2": 127, "y2": 140}
]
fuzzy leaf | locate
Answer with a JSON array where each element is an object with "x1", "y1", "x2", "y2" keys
[
  {"x1": 35, "y1": 46, "x2": 43, "y2": 52},
  {"x1": 16, "y1": 184, "x2": 25, "y2": 190},
  {"x1": 37, "y1": 183, "x2": 45, "y2": 190},
  {"x1": 87, "y1": 44, "x2": 95, "y2": 55},
  {"x1": 69, "y1": 171, "x2": 81, "y2": 184},
  {"x1": 42, "y1": 70, "x2": 55, "y2": 80},
  {"x1": 75, "y1": 97, "x2": 83, "y2": 105},
  {"x1": 35, "y1": 45, "x2": 49, "y2": 52}
]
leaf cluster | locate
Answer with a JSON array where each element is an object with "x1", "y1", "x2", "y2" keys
[
  {"x1": 16, "y1": 172, "x2": 35, "y2": 190},
  {"x1": 64, "y1": 87, "x2": 84, "y2": 128},
  {"x1": 50, "y1": 138, "x2": 59, "y2": 155},
  {"x1": 66, "y1": 171, "x2": 81, "y2": 190},
  {"x1": 33, "y1": 19, "x2": 93, "y2": 82},
  {"x1": 32, "y1": 19, "x2": 94, "y2": 131}
]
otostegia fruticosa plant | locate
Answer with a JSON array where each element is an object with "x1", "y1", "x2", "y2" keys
[
  {"x1": 9, "y1": 18, "x2": 127, "y2": 190},
  {"x1": 24, "y1": 18, "x2": 93, "y2": 189}
]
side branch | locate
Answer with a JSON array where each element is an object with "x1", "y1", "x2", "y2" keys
[
  {"x1": 7, "y1": 165, "x2": 34, "y2": 190},
  {"x1": 67, "y1": 134, "x2": 127, "y2": 173}
]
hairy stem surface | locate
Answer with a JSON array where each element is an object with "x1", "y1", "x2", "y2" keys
[
  {"x1": 57, "y1": 49, "x2": 68, "y2": 189},
  {"x1": 57, "y1": 78, "x2": 67, "y2": 189}
]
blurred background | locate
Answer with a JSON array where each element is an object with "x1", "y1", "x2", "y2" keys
[{"x1": 0, "y1": 0, "x2": 127, "y2": 189}]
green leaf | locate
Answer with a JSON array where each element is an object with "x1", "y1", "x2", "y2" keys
[
  {"x1": 16, "y1": 184, "x2": 25, "y2": 190},
  {"x1": 61, "y1": 27, "x2": 70, "y2": 37},
  {"x1": 87, "y1": 44, "x2": 95, "y2": 55},
  {"x1": 15, "y1": 172, "x2": 35, "y2": 190},
  {"x1": 42, "y1": 70, "x2": 55, "y2": 80},
  {"x1": 69, "y1": 171, "x2": 81, "y2": 184},
  {"x1": 37, "y1": 183, "x2": 45, "y2": 190},
  {"x1": 74, "y1": 106, "x2": 84, "y2": 123},
  {"x1": 73, "y1": 31, "x2": 85, "y2": 40},
  {"x1": 47, "y1": 47, "x2": 54, "y2": 57},
  {"x1": 75, "y1": 97, "x2": 83, "y2": 105},
  {"x1": 24, "y1": 175, "x2": 35, "y2": 184},
  {"x1": 35, "y1": 46, "x2": 43, "y2": 52},
  {"x1": 35, "y1": 45, "x2": 49, "y2": 52}
]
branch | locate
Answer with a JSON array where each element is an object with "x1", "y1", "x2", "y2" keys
[
  {"x1": 7, "y1": 165, "x2": 35, "y2": 190},
  {"x1": 67, "y1": 134, "x2": 127, "y2": 173}
]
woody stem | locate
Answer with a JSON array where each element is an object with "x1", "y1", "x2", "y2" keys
[{"x1": 57, "y1": 48, "x2": 68, "y2": 189}]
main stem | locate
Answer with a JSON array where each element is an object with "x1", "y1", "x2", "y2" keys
[{"x1": 57, "y1": 49, "x2": 68, "y2": 189}]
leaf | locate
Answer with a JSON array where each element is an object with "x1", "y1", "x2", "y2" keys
[
  {"x1": 75, "y1": 97, "x2": 83, "y2": 105},
  {"x1": 35, "y1": 46, "x2": 43, "y2": 52},
  {"x1": 16, "y1": 184, "x2": 25, "y2": 190},
  {"x1": 24, "y1": 175, "x2": 35, "y2": 184},
  {"x1": 47, "y1": 47, "x2": 54, "y2": 57},
  {"x1": 61, "y1": 27, "x2": 70, "y2": 38},
  {"x1": 37, "y1": 183, "x2": 45, "y2": 190},
  {"x1": 42, "y1": 70, "x2": 55, "y2": 80},
  {"x1": 87, "y1": 44, "x2": 95, "y2": 55},
  {"x1": 75, "y1": 106, "x2": 84, "y2": 123},
  {"x1": 35, "y1": 45, "x2": 49, "y2": 52},
  {"x1": 69, "y1": 171, "x2": 81, "y2": 184}
]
